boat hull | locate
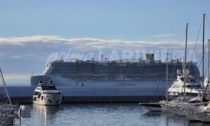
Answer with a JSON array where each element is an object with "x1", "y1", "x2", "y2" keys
[
  {"x1": 140, "y1": 103, "x2": 162, "y2": 112},
  {"x1": 33, "y1": 93, "x2": 62, "y2": 106}
]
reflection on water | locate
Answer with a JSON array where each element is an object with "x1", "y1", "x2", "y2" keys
[
  {"x1": 32, "y1": 104, "x2": 63, "y2": 126},
  {"x1": 143, "y1": 111, "x2": 210, "y2": 126},
  {"x1": 14, "y1": 104, "x2": 64, "y2": 126},
  {"x1": 146, "y1": 112, "x2": 188, "y2": 126},
  {"x1": 13, "y1": 103, "x2": 210, "y2": 126}
]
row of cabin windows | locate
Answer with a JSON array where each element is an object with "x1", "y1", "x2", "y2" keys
[
  {"x1": 50, "y1": 66, "x2": 198, "y2": 76},
  {"x1": 51, "y1": 68, "x2": 176, "y2": 73},
  {"x1": 33, "y1": 96, "x2": 44, "y2": 101}
]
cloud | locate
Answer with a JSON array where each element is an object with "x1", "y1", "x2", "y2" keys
[
  {"x1": 3, "y1": 74, "x2": 31, "y2": 84},
  {"x1": 0, "y1": 35, "x2": 65, "y2": 45},
  {"x1": 0, "y1": 35, "x2": 203, "y2": 64},
  {"x1": 0, "y1": 35, "x2": 199, "y2": 50},
  {"x1": 151, "y1": 34, "x2": 176, "y2": 38}
]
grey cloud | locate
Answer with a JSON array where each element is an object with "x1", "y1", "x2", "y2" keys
[{"x1": 0, "y1": 35, "x2": 202, "y2": 50}]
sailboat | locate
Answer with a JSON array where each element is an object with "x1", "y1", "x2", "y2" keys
[
  {"x1": 161, "y1": 23, "x2": 190, "y2": 114},
  {"x1": 184, "y1": 35, "x2": 210, "y2": 122},
  {"x1": 184, "y1": 39, "x2": 210, "y2": 122},
  {"x1": 182, "y1": 14, "x2": 210, "y2": 121},
  {"x1": 140, "y1": 24, "x2": 199, "y2": 112},
  {"x1": 139, "y1": 52, "x2": 170, "y2": 112},
  {"x1": 161, "y1": 20, "x2": 208, "y2": 115},
  {"x1": 0, "y1": 68, "x2": 17, "y2": 125}
]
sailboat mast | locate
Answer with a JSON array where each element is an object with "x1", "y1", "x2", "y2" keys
[
  {"x1": 166, "y1": 51, "x2": 169, "y2": 101},
  {"x1": 0, "y1": 68, "x2": 12, "y2": 105},
  {"x1": 208, "y1": 39, "x2": 210, "y2": 97},
  {"x1": 202, "y1": 14, "x2": 205, "y2": 92},
  {"x1": 184, "y1": 23, "x2": 188, "y2": 100}
]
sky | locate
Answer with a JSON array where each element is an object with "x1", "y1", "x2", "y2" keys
[{"x1": 0, "y1": 0, "x2": 210, "y2": 84}]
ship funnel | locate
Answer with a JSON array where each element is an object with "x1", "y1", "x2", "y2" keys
[{"x1": 145, "y1": 54, "x2": 154, "y2": 60}]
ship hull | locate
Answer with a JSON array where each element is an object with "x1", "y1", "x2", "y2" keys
[
  {"x1": 33, "y1": 93, "x2": 62, "y2": 105},
  {"x1": 31, "y1": 75, "x2": 168, "y2": 87},
  {"x1": 31, "y1": 75, "x2": 170, "y2": 97}
]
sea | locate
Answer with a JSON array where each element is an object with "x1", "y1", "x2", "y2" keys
[{"x1": 13, "y1": 103, "x2": 210, "y2": 126}]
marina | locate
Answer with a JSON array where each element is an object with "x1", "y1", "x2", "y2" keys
[
  {"x1": 1, "y1": 1, "x2": 210, "y2": 125},
  {"x1": 139, "y1": 14, "x2": 210, "y2": 123}
]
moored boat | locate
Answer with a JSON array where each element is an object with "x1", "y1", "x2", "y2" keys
[
  {"x1": 33, "y1": 82, "x2": 63, "y2": 105},
  {"x1": 139, "y1": 103, "x2": 162, "y2": 112}
]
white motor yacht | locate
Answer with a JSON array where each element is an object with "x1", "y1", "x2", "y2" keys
[
  {"x1": 33, "y1": 83, "x2": 63, "y2": 105},
  {"x1": 167, "y1": 69, "x2": 202, "y2": 100}
]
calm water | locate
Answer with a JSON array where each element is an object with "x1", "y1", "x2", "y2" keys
[{"x1": 14, "y1": 103, "x2": 210, "y2": 126}]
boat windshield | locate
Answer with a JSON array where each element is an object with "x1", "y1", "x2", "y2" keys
[
  {"x1": 185, "y1": 85, "x2": 201, "y2": 88},
  {"x1": 41, "y1": 86, "x2": 57, "y2": 90},
  {"x1": 180, "y1": 77, "x2": 196, "y2": 82}
]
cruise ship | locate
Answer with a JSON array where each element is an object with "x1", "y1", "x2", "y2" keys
[{"x1": 30, "y1": 54, "x2": 200, "y2": 102}]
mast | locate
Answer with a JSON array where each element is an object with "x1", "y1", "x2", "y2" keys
[
  {"x1": 0, "y1": 68, "x2": 12, "y2": 105},
  {"x1": 183, "y1": 23, "x2": 188, "y2": 100},
  {"x1": 202, "y1": 14, "x2": 205, "y2": 93},
  {"x1": 208, "y1": 39, "x2": 210, "y2": 99},
  {"x1": 166, "y1": 51, "x2": 169, "y2": 101}
]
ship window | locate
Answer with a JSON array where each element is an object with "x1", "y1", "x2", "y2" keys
[
  {"x1": 185, "y1": 85, "x2": 201, "y2": 88},
  {"x1": 191, "y1": 79, "x2": 196, "y2": 82},
  {"x1": 33, "y1": 97, "x2": 36, "y2": 101},
  {"x1": 188, "y1": 100, "x2": 200, "y2": 103},
  {"x1": 186, "y1": 93, "x2": 198, "y2": 97},
  {"x1": 41, "y1": 96, "x2": 44, "y2": 100},
  {"x1": 38, "y1": 94, "x2": 41, "y2": 98},
  {"x1": 41, "y1": 86, "x2": 57, "y2": 90},
  {"x1": 37, "y1": 87, "x2": 41, "y2": 90},
  {"x1": 180, "y1": 77, "x2": 184, "y2": 81}
]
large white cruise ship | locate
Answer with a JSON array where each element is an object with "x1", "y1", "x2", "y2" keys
[{"x1": 30, "y1": 54, "x2": 200, "y2": 102}]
